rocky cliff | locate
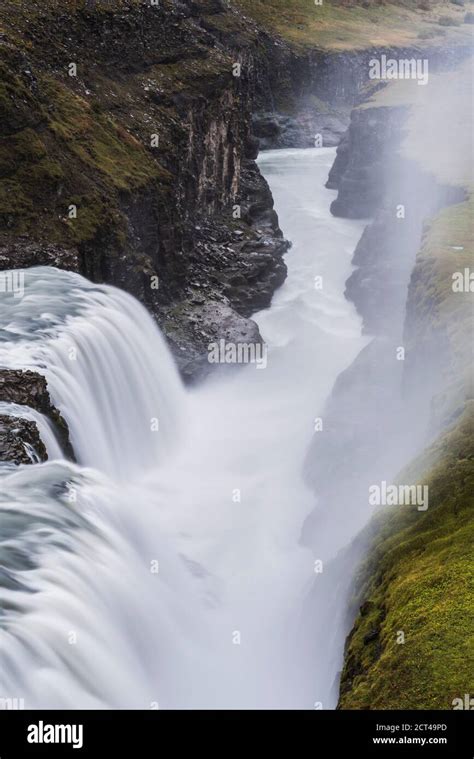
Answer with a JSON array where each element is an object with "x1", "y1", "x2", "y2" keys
[
  {"x1": 303, "y1": 58, "x2": 473, "y2": 708},
  {"x1": 1, "y1": 1, "x2": 470, "y2": 376},
  {"x1": 0, "y1": 0, "x2": 294, "y2": 382},
  {"x1": 0, "y1": 0, "x2": 292, "y2": 458}
]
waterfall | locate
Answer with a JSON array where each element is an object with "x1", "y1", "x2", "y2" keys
[
  {"x1": 0, "y1": 402, "x2": 63, "y2": 461},
  {"x1": 0, "y1": 460, "x2": 232, "y2": 709},
  {"x1": 0, "y1": 267, "x2": 185, "y2": 478},
  {"x1": 0, "y1": 148, "x2": 368, "y2": 709}
]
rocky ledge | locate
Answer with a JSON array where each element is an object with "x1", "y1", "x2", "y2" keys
[
  {"x1": 0, "y1": 370, "x2": 74, "y2": 464},
  {"x1": 0, "y1": 415, "x2": 47, "y2": 466},
  {"x1": 0, "y1": 242, "x2": 80, "y2": 272}
]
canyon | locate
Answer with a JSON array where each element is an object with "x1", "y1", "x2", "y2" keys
[{"x1": 0, "y1": 0, "x2": 472, "y2": 710}]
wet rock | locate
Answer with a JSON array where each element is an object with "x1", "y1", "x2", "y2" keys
[
  {"x1": 329, "y1": 106, "x2": 409, "y2": 218},
  {"x1": 0, "y1": 370, "x2": 74, "y2": 460},
  {"x1": 0, "y1": 0, "x2": 291, "y2": 384},
  {"x1": 0, "y1": 241, "x2": 80, "y2": 272},
  {"x1": 2, "y1": 2, "x2": 469, "y2": 390},
  {"x1": 164, "y1": 299, "x2": 264, "y2": 383},
  {"x1": 252, "y1": 113, "x2": 281, "y2": 141},
  {"x1": 0, "y1": 415, "x2": 47, "y2": 465},
  {"x1": 253, "y1": 109, "x2": 348, "y2": 150},
  {"x1": 325, "y1": 130, "x2": 350, "y2": 190},
  {"x1": 1, "y1": 370, "x2": 56, "y2": 415}
]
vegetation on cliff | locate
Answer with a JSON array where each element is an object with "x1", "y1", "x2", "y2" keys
[
  {"x1": 0, "y1": 0, "x2": 290, "y2": 375},
  {"x1": 324, "y1": 45, "x2": 473, "y2": 707},
  {"x1": 338, "y1": 178, "x2": 473, "y2": 709},
  {"x1": 235, "y1": 0, "x2": 472, "y2": 50},
  {"x1": 339, "y1": 401, "x2": 474, "y2": 709}
]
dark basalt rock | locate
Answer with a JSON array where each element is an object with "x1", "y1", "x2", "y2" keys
[
  {"x1": 0, "y1": 415, "x2": 47, "y2": 465},
  {"x1": 0, "y1": 0, "x2": 291, "y2": 383},
  {"x1": 252, "y1": 109, "x2": 348, "y2": 150},
  {"x1": 0, "y1": 242, "x2": 80, "y2": 272},
  {"x1": 0, "y1": 370, "x2": 74, "y2": 462},
  {"x1": 172, "y1": 300, "x2": 264, "y2": 384},
  {"x1": 2, "y1": 2, "x2": 469, "y2": 390},
  {"x1": 1, "y1": 370, "x2": 57, "y2": 416},
  {"x1": 329, "y1": 105, "x2": 409, "y2": 218},
  {"x1": 325, "y1": 130, "x2": 350, "y2": 190}
]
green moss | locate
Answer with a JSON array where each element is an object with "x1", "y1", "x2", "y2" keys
[
  {"x1": 44, "y1": 79, "x2": 164, "y2": 192},
  {"x1": 150, "y1": 53, "x2": 232, "y2": 94},
  {"x1": 235, "y1": 0, "x2": 472, "y2": 50},
  {"x1": 339, "y1": 404, "x2": 474, "y2": 709},
  {"x1": 0, "y1": 60, "x2": 171, "y2": 244},
  {"x1": 406, "y1": 195, "x2": 473, "y2": 423},
  {"x1": 340, "y1": 167, "x2": 473, "y2": 708}
]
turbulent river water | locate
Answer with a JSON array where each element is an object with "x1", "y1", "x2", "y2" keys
[{"x1": 0, "y1": 148, "x2": 368, "y2": 709}]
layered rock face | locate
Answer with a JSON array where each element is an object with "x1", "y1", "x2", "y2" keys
[
  {"x1": 0, "y1": 0, "x2": 290, "y2": 380},
  {"x1": 327, "y1": 105, "x2": 408, "y2": 217},
  {"x1": 3, "y1": 2, "x2": 467, "y2": 381},
  {"x1": 250, "y1": 38, "x2": 471, "y2": 152}
]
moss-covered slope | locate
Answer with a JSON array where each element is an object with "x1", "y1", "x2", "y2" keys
[
  {"x1": 338, "y1": 186, "x2": 473, "y2": 708},
  {"x1": 235, "y1": 0, "x2": 473, "y2": 51},
  {"x1": 0, "y1": 0, "x2": 231, "y2": 248},
  {"x1": 338, "y1": 401, "x2": 474, "y2": 709}
]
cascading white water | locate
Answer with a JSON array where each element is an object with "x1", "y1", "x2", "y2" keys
[
  {"x1": 0, "y1": 403, "x2": 63, "y2": 462},
  {"x1": 0, "y1": 148, "x2": 367, "y2": 709},
  {"x1": 0, "y1": 268, "x2": 185, "y2": 478}
]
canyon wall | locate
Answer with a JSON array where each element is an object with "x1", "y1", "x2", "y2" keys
[{"x1": 303, "y1": 62, "x2": 473, "y2": 708}]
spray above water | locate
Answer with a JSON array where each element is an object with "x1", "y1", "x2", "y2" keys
[{"x1": 0, "y1": 149, "x2": 367, "y2": 709}]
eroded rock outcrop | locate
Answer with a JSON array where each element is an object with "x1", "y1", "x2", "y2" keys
[
  {"x1": 0, "y1": 370, "x2": 74, "y2": 463},
  {"x1": 0, "y1": 242, "x2": 80, "y2": 272},
  {"x1": 0, "y1": 415, "x2": 47, "y2": 466}
]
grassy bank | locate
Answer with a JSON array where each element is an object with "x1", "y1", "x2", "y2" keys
[
  {"x1": 235, "y1": 0, "x2": 473, "y2": 51},
  {"x1": 339, "y1": 400, "x2": 474, "y2": 708},
  {"x1": 339, "y1": 142, "x2": 473, "y2": 709}
]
